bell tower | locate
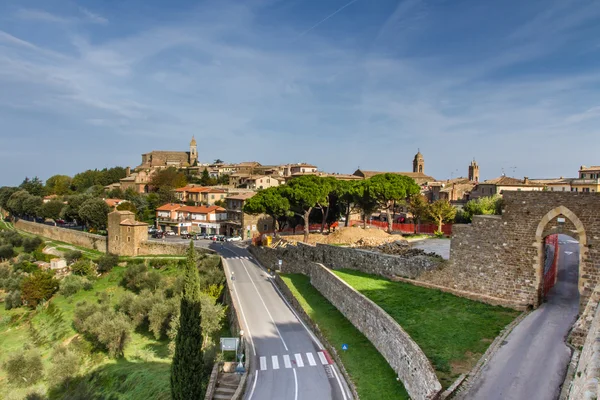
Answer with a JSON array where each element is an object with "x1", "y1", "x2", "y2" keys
[
  {"x1": 189, "y1": 136, "x2": 197, "y2": 165},
  {"x1": 413, "y1": 150, "x2": 424, "y2": 174},
  {"x1": 468, "y1": 159, "x2": 480, "y2": 182}
]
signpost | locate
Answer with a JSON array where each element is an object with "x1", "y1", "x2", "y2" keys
[
  {"x1": 342, "y1": 344, "x2": 349, "y2": 351},
  {"x1": 220, "y1": 338, "x2": 239, "y2": 352}
]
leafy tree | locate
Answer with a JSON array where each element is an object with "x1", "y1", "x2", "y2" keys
[
  {"x1": 64, "y1": 250, "x2": 83, "y2": 264},
  {"x1": 71, "y1": 259, "x2": 96, "y2": 277},
  {"x1": 2, "y1": 348, "x2": 44, "y2": 386},
  {"x1": 83, "y1": 310, "x2": 132, "y2": 358},
  {"x1": 149, "y1": 296, "x2": 181, "y2": 340},
  {"x1": 0, "y1": 244, "x2": 15, "y2": 260},
  {"x1": 23, "y1": 195, "x2": 43, "y2": 218},
  {"x1": 217, "y1": 174, "x2": 230, "y2": 185},
  {"x1": 428, "y1": 199, "x2": 456, "y2": 233},
  {"x1": 20, "y1": 271, "x2": 60, "y2": 308},
  {"x1": 352, "y1": 180, "x2": 379, "y2": 227},
  {"x1": 59, "y1": 275, "x2": 91, "y2": 297},
  {"x1": 48, "y1": 345, "x2": 81, "y2": 389},
  {"x1": 78, "y1": 198, "x2": 110, "y2": 230},
  {"x1": 5, "y1": 290, "x2": 22, "y2": 310},
  {"x1": 23, "y1": 237, "x2": 43, "y2": 253},
  {"x1": 6, "y1": 190, "x2": 31, "y2": 216},
  {"x1": 116, "y1": 201, "x2": 137, "y2": 214},
  {"x1": 45, "y1": 175, "x2": 72, "y2": 195},
  {"x1": 150, "y1": 167, "x2": 188, "y2": 191},
  {"x1": 171, "y1": 242, "x2": 205, "y2": 399},
  {"x1": 462, "y1": 195, "x2": 503, "y2": 222},
  {"x1": 61, "y1": 194, "x2": 92, "y2": 223},
  {"x1": 96, "y1": 253, "x2": 119, "y2": 273},
  {"x1": 213, "y1": 159, "x2": 224, "y2": 164},
  {"x1": 42, "y1": 200, "x2": 65, "y2": 220},
  {"x1": 366, "y1": 174, "x2": 421, "y2": 233},
  {"x1": 0, "y1": 230, "x2": 23, "y2": 247},
  {"x1": 0, "y1": 186, "x2": 19, "y2": 211},
  {"x1": 335, "y1": 180, "x2": 359, "y2": 227},
  {"x1": 409, "y1": 194, "x2": 431, "y2": 233},
  {"x1": 20, "y1": 177, "x2": 46, "y2": 196},
  {"x1": 243, "y1": 187, "x2": 291, "y2": 233},
  {"x1": 281, "y1": 175, "x2": 330, "y2": 242},
  {"x1": 122, "y1": 263, "x2": 163, "y2": 292}
]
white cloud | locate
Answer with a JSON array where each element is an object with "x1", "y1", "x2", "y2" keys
[
  {"x1": 15, "y1": 9, "x2": 70, "y2": 23},
  {"x1": 79, "y1": 7, "x2": 109, "y2": 25}
]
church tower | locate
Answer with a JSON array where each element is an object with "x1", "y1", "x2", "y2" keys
[
  {"x1": 413, "y1": 150, "x2": 424, "y2": 174},
  {"x1": 189, "y1": 136, "x2": 198, "y2": 165},
  {"x1": 468, "y1": 159, "x2": 480, "y2": 182}
]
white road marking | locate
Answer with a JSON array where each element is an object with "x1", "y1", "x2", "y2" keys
[
  {"x1": 318, "y1": 351, "x2": 328, "y2": 365},
  {"x1": 293, "y1": 369, "x2": 298, "y2": 400},
  {"x1": 331, "y1": 364, "x2": 349, "y2": 400},
  {"x1": 283, "y1": 354, "x2": 292, "y2": 369},
  {"x1": 248, "y1": 370, "x2": 259, "y2": 400},
  {"x1": 565, "y1": 251, "x2": 574, "y2": 255},
  {"x1": 260, "y1": 356, "x2": 267, "y2": 371},
  {"x1": 272, "y1": 355, "x2": 279, "y2": 370},
  {"x1": 221, "y1": 258, "x2": 256, "y2": 356},
  {"x1": 306, "y1": 352, "x2": 317, "y2": 366},
  {"x1": 295, "y1": 353, "x2": 304, "y2": 367}
]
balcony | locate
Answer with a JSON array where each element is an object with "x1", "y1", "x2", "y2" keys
[{"x1": 572, "y1": 179, "x2": 600, "y2": 185}]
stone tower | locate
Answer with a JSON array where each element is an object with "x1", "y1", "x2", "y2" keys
[
  {"x1": 413, "y1": 150, "x2": 424, "y2": 174},
  {"x1": 468, "y1": 159, "x2": 480, "y2": 182},
  {"x1": 189, "y1": 136, "x2": 198, "y2": 165}
]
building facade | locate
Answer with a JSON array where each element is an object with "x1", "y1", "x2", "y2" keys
[
  {"x1": 155, "y1": 204, "x2": 227, "y2": 234},
  {"x1": 174, "y1": 186, "x2": 227, "y2": 205},
  {"x1": 137, "y1": 137, "x2": 198, "y2": 169},
  {"x1": 224, "y1": 193, "x2": 273, "y2": 239},
  {"x1": 571, "y1": 166, "x2": 600, "y2": 193},
  {"x1": 107, "y1": 210, "x2": 148, "y2": 256}
]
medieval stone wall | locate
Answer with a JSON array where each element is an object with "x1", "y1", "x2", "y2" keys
[
  {"x1": 569, "y1": 300, "x2": 600, "y2": 399},
  {"x1": 249, "y1": 242, "x2": 440, "y2": 279},
  {"x1": 137, "y1": 240, "x2": 213, "y2": 256},
  {"x1": 15, "y1": 219, "x2": 107, "y2": 252},
  {"x1": 420, "y1": 192, "x2": 600, "y2": 312}
]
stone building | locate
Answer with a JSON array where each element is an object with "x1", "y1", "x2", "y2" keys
[
  {"x1": 224, "y1": 192, "x2": 273, "y2": 239},
  {"x1": 469, "y1": 176, "x2": 546, "y2": 199},
  {"x1": 107, "y1": 210, "x2": 148, "y2": 256},
  {"x1": 137, "y1": 137, "x2": 198, "y2": 169},
  {"x1": 353, "y1": 151, "x2": 435, "y2": 185},
  {"x1": 413, "y1": 151, "x2": 425, "y2": 174},
  {"x1": 468, "y1": 159, "x2": 480, "y2": 182}
]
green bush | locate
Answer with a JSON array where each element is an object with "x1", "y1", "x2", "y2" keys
[
  {"x1": 0, "y1": 244, "x2": 15, "y2": 260},
  {"x1": 59, "y1": 275, "x2": 91, "y2": 297},
  {"x1": 434, "y1": 230, "x2": 444, "y2": 238},
  {"x1": 32, "y1": 250, "x2": 54, "y2": 263},
  {"x1": 20, "y1": 271, "x2": 60, "y2": 308},
  {"x1": 96, "y1": 253, "x2": 119, "y2": 273},
  {"x1": 4, "y1": 290, "x2": 22, "y2": 310},
  {"x1": 23, "y1": 237, "x2": 43, "y2": 253},
  {"x1": 122, "y1": 263, "x2": 163, "y2": 293},
  {"x1": 12, "y1": 260, "x2": 39, "y2": 273},
  {"x1": 0, "y1": 230, "x2": 23, "y2": 247},
  {"x1": 2, "y1": 348, "x2": 44, "y2": 386},
  {"x1": 64, "y1": 250, "x2": 83, "y2": 264},
  {"x1": 25, "y1": 391, "x2": 47, "y2": 400},
  {"x1": 48, "y1": 345, "x2": 81, "y2": 388},
  {"x1": 71, "y1": 259, "x2": 96, "y2": 277}
]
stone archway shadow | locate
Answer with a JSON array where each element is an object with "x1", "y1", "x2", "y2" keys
[{"x1": 533, "y1": 205, "x2": 587, "y2": 308}]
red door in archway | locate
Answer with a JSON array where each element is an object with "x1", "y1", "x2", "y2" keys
[{"x1": 542, "y1": 234, "x2": 559, "y2": 299}]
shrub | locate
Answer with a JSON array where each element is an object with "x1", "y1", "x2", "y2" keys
[
  {"x1": 96, "y1": 253, "x2": 119, "y2": 273},
  {"x1": 71, "y1": 259, "x2": 95, "y2": 277},
  {"x1": 23, "y1": 237, "x2": 43, "y2": 253},
  {"x1": 4, "y1": 290, "x2": 22, "y2": 310},
  {"x1": 59, "y1": 275, "x2": 91, "y2": 297},
  {"x1": 73, "y1": 302, "x2": 103, "y2": 332},
  {"x1": 148, "y1": 296, "x2": 180, "y2": 340},
  {"x1": 0, "y1": 230, "x2": 23, "y2": 247},
  {"x1": 12, "y1": 260, "x2": 39, "y2": 273},
  {"x1": 74, "y1": 304, "x2": 133, "y2": 358},
  {"x1": 64, "y1": 250, "x2": 83, "y2": 264},
  {"x1": 25, "y1": 391, "x2": 47, "y2": 400},
  {"x1": 2, "y1": 348, "x2": 44, "y2": 386},
  {"x1": 21, "y1": 271, "x2": 60, "y2": 308},
  {"x1": 48, "y1": 345, "x2": 81, "y2": 387},
  {"x1": 0, "y1": 244, "x2": 14, "y2": 260},
  {"x1": 32, "y1": 250, "x2": 54, "y2": 263},
  {"x1": 119, "y1": 289, "x2": 164, "y2": 328},
  {"x1": 434, "y1": 230, "x2": 444, "y2": 238},
  {"x1": 122, "y1": 263, "x2": 163, "y2": 293}
]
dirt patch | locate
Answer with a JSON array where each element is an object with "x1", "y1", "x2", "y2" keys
[
  {"x1": 356, "y1": 240, "x2": 443, "y2": 258},
  {"x1": 282, "y1": 226, "x2": 402, "y2": 246},
  {"x1": 450, "y1": 351, "x2": 481, "y2": 376}
]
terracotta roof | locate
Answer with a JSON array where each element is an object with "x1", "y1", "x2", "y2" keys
[
  {"x1": 156, "y1": 203, "x2": 183, "y2": 211},
  {"x1": 104, "y1": 198, "x2": 124, "y2": 207},
  {"x1": 580, "y1": 166, "x2": 600, "y2": 172},
  {"x1": 236, "y1": 162, "x2": 262, "y2": 167},
  {"x1": 530, "y1": 178, "x2": 573, "y2": 185},
  {"x1": 120, "y1": 219, "x2": 148, "y2": 226},
  {"x1": 354, "y1": 169, "x2": 435, "y2": 182},
  {"x1": 227, "y1": 192, "x2": 256, "y2": 201},
  {"x1": 175, "y1": 186, "x2": 224, "y2": 193},
  {"x1": 178, "y1": 205, "x2": 226, "y2": 214},
  {"x1": 480, "y1": 176, "x2": 545, "y2": 186}
]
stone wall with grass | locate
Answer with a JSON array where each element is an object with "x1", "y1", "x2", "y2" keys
[
  {"x1": 250, "y1": 242, "x2": 440, "y2": 279},
  {"x1": 251, "y1": 245, "x2": 441, "y2": 399},
  {"x1": 15, "y1": 219, "x2": 107, "y2": 252}
]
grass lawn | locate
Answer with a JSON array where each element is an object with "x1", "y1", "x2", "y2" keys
[
  {"x1": 333, "y1": 269, "x2": 520, "y2": 388},
  {"x1": 280, "y1": 274, "x2": 409, "y2": 400}
]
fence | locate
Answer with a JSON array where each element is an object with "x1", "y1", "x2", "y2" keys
[{"x1": 349, "y1": 220, "x2": 452, "y2": 235}]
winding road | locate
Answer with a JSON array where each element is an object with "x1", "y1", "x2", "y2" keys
[{"x1": 213, "y1": 242, "x2": 353, "y2": 400}]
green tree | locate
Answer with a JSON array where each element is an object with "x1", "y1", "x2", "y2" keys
[
  {"x1": 0, "y1": 244, "x2": 15, "y2": 260},
  {"x1": 42, "y1": 200, "x2": 65, "y2": 220},
  {"x1": 353, "y1": 180, "x2": 379, "y2": 228},
  {"x1": 281, "y1": 175, "x2": 330, "y2": 242},
  {"x1": 150, "y1": 167, "x2": 188, "y2": 191},
  {"x1": 45, "y1": 175, "x2": 72, "y2": 195},
  {"x1": 243, "y1": 187, "x2": 291, "y2": 233},
  {"x1": 0, "y1": 186, "x2": 19, "y2": 210},
  {"x1": 334, "y1": 180, "x2": 359, "y2": 227},
  {"x1": 6, "y1": 190, "x2": 31, "y2": 216},
  {"x1": 23, "y1": 195, "x2": 43, "y2": 218},
  {"x1": 116, "y1": 201, "x2": 138, "y2": 214},
  {"x1": 409, "y1": 194, "x2": 431, "y2": 233},
  {"x1": 171, "y1": 242, "x2": 205, "y2": 399},
  {"x1": 367, "y1": 174, "x2": 421, "y2": 233},
  {"x1": 2, "y1": 348, "x2": 44, "y2": 386},
  {"x1": 48, "y1": 345, "x2": 81, "y2": 389},
  {"x1": 20, "y1": 177, "x2": 46, "y2": 196},
  {"x1": 20, "y1": 271, "x2": 60, "y2": 308},
  {"x1": 61, "y1": 194, "x2": 92, "y2": 223},
  {"x1": 428, "y1": 199, "x2": 456, "y2": 233},
  {"x1": 78, "y1": 198, "x2": 110, "y2": 230},
  {"x1": 462, "y1": 195, "x2": 503, "y2": 222}
]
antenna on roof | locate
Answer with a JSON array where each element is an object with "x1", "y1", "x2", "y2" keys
[{"x1": 501, "y1": 168, "x2": 505, "y2": 176}]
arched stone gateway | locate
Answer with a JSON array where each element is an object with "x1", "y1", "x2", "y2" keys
[{"x1": 419, "y1": 192, "x2": 600, "y2": 337}]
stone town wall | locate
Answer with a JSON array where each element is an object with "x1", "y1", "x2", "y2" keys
[
  {"x1": 419, "y1": 192, "x2": 600, "y2": 313},
  {"x1": 569, "y1": 298, "x2": 600, "y2": 399},
  {"x1": 137, "y1": 240, "x2": 213, "y2": 256},
  {"x1": 249, "y1": 242, "x2": 439, "y2": 279},
  {"x1": 15, "y1": 219, "x2": 107, "y2": 252},
  {"x1": 250, "y1": 246, "x2": 442, "y2": 400}
]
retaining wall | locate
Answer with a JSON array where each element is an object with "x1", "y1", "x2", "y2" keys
[
  {"x1": 251, "y1": 242, "x2": 440, "y2": 279},
  {"x1": 251, "y1": 246, "x2": 442, "y2": 400},
  {"x1": 15, "y1": 219, "x2": 107, "y2": 252},
  {"x1": 569, "y1": 298, "x2": 600, "y2": 399}
]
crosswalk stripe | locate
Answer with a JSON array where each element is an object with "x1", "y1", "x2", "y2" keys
[
  {"x1": 272, "y1": 355, "x2": 279, "y2": 370},
  {"x1": 260, "y1": 356, "x2": 267, "y2": 371},
  {"x1": 317, "y1": 352, "x2": 328, "y2": 365},
  {"x1": 283, "y1": 354, "x2": 292, "y2": 369},
  {"x1": 306, "y1": 352, "x2": 317, "y2": 366},
  {"x1": 294, "y1": 353, "x2": 304, "y2": 368}
]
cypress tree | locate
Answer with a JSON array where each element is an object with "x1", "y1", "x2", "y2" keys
[{"x1": 171, "y1": 241, "x2": 205, "y2": 399}]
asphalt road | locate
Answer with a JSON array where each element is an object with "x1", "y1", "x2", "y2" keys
[
  {"x1": 211, "y1": 242, "x2": 352, "y2": 400},
  {"x1": 466, "y1": 234, "x2": 580, "y2": 400}
]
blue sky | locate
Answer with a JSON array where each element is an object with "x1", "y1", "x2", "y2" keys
[{"x1": 1, "y1": 0, "x2": 600, "y2": 186}]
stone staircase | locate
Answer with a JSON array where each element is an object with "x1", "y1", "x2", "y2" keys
[{"x1": 212, "y1": 372, "x2": 240, "y2": 400}]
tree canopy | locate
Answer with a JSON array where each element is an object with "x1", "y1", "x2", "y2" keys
[
  {"x1": 78, "y1": 198, "x2": 110, "y2": 230},
  {"x1": 281, "y1": 175, "x2": 330, "y2": 242},
  {"x1": 367, "y1": 174, "x2": 420, "y2": 232},
  {"x1": 243, "y1": 187, "x2": 291, "y2": 232},
  {"x1": 428, "y1": 199, "x2": 456, "y2": 233},
  {"x1": 45, "y1": 175, "x2": 72, "y2": 195}
]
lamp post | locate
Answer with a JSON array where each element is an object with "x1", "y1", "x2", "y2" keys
[{"x1": 236, "y1": 330, "x2": 245, "y2": 374}]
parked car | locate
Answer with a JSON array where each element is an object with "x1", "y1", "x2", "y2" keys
[
  {"x1": 216, "y1": 235, "x2": 226, "y2": 242},
  {"x1": 165, "y1": 231, "x2": 176, "y2": 236},
  {"x1": 152, "y1": 232, "x2": 164, "y2": 239},
  {"x1": 226, "y1": 236, "x2": 242, "y2": 242},
  {"x1": 181, "y1": 233, "x2": 192, "y2": 239}
]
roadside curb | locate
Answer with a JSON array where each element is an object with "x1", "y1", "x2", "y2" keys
[{"x1": 451, "y1": 308, "x2": 531, "y2": 399}]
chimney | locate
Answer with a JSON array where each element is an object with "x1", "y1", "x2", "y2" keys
[
  {"x1": 126, "y1": 166, "x2": 131, "y2": 177},
  {"x1": 524, "y1": 176, "x2": 529, "y2": 184}
]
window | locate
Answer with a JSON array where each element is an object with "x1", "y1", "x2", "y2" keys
[
  {"x1": 562, "y1": 187, "x2": 565, "y2": 191},
  {"x1": 582, "y1": 173, "x2": 586, "y2": 178},
  {"x1": 267, "y1": 179, "x2": 270, "y2": 184},
  {"x1": 263, "y1": 224, "x2": 268, "y2": 231},
  {"x1": 127, "y1": 227, "x2": 131, "y2": 232},
  {"x1": 127, "y1": 237, "x2": 131, "y2": 242},
  {"x1": 115, "y1": 236, "x2": 119, "y2": 241}
]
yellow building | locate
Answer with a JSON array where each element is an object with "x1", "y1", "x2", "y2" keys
[{"x1": 571, "y1": 166, "x2": 600, "y2": 193}]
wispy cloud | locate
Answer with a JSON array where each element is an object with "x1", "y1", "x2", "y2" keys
[
  {"x1": 79, "y1": 7, "x2": 109, "y2": 25},
  {"x1": 15, "y1": 9, "x2": 70, "y2": 24}
]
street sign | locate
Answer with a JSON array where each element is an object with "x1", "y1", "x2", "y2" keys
[
  {"x1": 342, "y1": 344, "x2": 349, "y2": 351},
  {"x1": 220, "y1": 338, "x2": 239, "y2": 352},
  {"x1": 278, "y1": 260, "x2": 282, "y2": 267},
  {"x1": 557, "y1": 217, "x2": 566, "y2": 223}
]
